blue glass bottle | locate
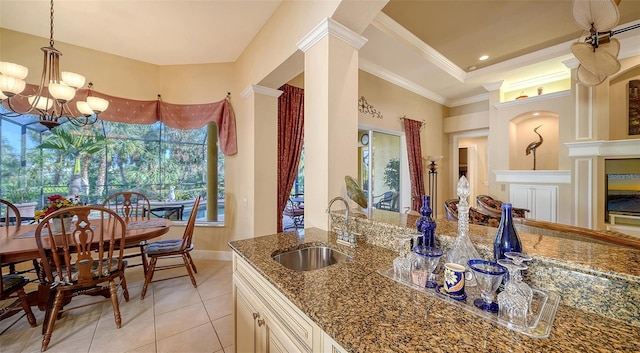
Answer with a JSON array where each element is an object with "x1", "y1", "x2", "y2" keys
[
  {"x1": 415, "y1": 195, "x2": 436, "y2": 247},
  {"x1": 493, "y1": 203, "x2": 522, "y2": 261}
]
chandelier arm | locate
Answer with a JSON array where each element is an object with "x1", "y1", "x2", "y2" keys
[{"x1": 6, "y1": 96, "x2": 37, "y2": 116}]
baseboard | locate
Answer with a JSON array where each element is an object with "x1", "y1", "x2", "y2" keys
[{"x1": 191, "y1": 249, "x2": 232, "y2": 261}]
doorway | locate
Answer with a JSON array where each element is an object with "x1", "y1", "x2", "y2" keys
[
  {"x1": 358, "y1": 129, "x2": 402, "y2": 214},
  {"x1": 450, "y1": 130, "x2": 489, "y2": 205}
]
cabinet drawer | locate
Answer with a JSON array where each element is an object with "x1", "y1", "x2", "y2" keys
[{"x1": 235, "y1": 255, "x2": 315, "y2": 352}]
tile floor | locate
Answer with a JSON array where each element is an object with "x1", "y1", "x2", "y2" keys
[{"x1": 0, "y1": 259, "x2": 234, "y2": 353}]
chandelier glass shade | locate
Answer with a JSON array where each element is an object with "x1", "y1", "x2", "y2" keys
[{"x1": 0, "y1": 0, "x2": 108, "y2": 129}]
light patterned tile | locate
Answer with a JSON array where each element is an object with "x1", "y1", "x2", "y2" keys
[
  {"x1": 0, "y1": 260, "x2": 234, "y2": 353},
  {"x1": 156, "y1": 323, "x2": 221, "y2": 353},
  {"x1": 203, "y1": 293, "x2": 232, "y2": 321},
  {"x1": 212, "y1": 314, "x2": 233, "y2": 349},
  {"x1": 155, "y1": 301, "x2": 210, "y2": 340},
  {"x1": 125, "y1": 342, "x2": 156, "y2": 353},
  {"x1": 152, "y1": 279, "x2": 201, "y2": 315},
  {"x1": 196, "y1": 274, "x2": 232, "y2": 302}
]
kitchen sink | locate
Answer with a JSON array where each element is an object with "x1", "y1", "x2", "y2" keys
[{"x1": 272, "y1": 246, "x2": 351, "y2": 272}]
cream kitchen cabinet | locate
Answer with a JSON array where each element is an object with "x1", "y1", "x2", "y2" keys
[{"x1": 233, "y1": 253, "x2": 344, "y2": 353}]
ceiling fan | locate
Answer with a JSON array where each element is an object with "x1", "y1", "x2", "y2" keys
[{"x1": 571, "y1": 0, "x2": 640, "y2": 86}]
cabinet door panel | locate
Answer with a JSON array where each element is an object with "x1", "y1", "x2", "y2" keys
[
  {"x1": 235, "y1": 281, "x2": 260, "y2": 353},
  {"x1": 265, "y1": 310, "x2": 301, "y2": 353}
]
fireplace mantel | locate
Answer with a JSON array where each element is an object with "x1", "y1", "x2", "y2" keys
[
  {"x1": 565, "y1": 139, "x2": 640, "y2": 158},
  {"x1": 494, "y1": 170, "x2": 571, "y2": 184}
]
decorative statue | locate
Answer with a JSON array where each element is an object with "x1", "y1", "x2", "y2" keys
[
  {"x1": 345, "y1": 176, "x2": 367, "y2": 209},
  {"x1": 169, "y1": 186, "x2": 176, "y2": 202},
  {"x1": 525, "y1": 125, "x2": 543, "y2": 170}
]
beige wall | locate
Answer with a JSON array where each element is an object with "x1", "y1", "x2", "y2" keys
[
  {"x1": 357, "y1": 70, "x2": 448, "y2": 215},
  {"x1": 503, "y1": 79, "x2": 571, "y2": 101},
  {"x1": 510, "y1": 113, "x2": 559, "y2": 171},
  {"x1": 449, "y1": 101, "x2": 487, "y2": 117},
  {"x1": 1, "y1": 29, "x2": 158, "y2": 100}
]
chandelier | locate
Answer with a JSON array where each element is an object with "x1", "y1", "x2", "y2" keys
[{"x1": 0, "y1": 0, "x2": 109, "y2": 130}]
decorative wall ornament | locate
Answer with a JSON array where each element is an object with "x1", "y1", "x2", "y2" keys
[
  {"x1": 525, "y1": 125, "x2": 544, "y2": 170},
  {"x1": 358, "y1": 96, "x2": 383, "y2": 119}
]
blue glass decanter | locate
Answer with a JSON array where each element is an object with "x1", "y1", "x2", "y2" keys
[
  {"x1": 493, "y1": 203, "x2": 523, "y2": 261},
  {"x1": 415, "y1": 195, "x2": 436, "y2": 247}
]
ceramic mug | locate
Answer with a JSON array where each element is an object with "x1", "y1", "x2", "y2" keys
[{"x1": 443, "y1": 262, "x2": 466, "y2": 296}]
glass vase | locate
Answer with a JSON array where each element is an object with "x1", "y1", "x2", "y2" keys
[
  {"x1": 415, "y1": 195, "x2": 436, "y2": 247},
  {"x1": 493, "y1": 203, "x2": 522, "y2": 261}
]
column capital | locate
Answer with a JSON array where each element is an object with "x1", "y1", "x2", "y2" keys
[
  {"x1": 297, "y1": 17, "x2": 367, "y2": 53},
  {"x1": 482, "y1": 80, "x2": 504, "y2": 92},
  {"x1": 240, "y1": 84, "x2": 283, "y2": 99}
]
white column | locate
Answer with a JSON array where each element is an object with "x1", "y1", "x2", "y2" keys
[
  {"x1": 297, "y1": 18, "x2": 367, "y2": 230},
  {"x1": 240, "y1": 84, "x2": 282, "y2": 236}
]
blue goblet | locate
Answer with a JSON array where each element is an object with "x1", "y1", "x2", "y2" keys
[{"x1": 468, "y1": 259, "x2": 507, "y2": 313}]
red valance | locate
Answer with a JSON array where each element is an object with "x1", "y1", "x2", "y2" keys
[{"x1": 2, "y1": 85, "x2": 238, "y2": 156}]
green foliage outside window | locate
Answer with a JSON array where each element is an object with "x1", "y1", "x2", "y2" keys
[
  {"x1": 0, "y1": 113, "x2": 224, "y2": 222},
  {"x1": 384, "y1": 158, "x2": 400, "y2": 192}
]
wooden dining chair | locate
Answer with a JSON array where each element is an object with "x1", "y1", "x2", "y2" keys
[
  {"x1": 102, "y1": 191, "x2": 152, "y2": 275},
  {"x1": 1, "y1": 256, "x2": 38, "y2": 330},
  {"x1": 34, "y1": 205, "x2": 129, "y2": 351},
  {"x1": 0, "y1": 198, "x2": 21, "y2": 236},
  {"x1": 0, "y1": 198, "x2": 40, "y2": 285},
  {"x1": 140, "y1": 195, "x2": 200, "y2": 300}
]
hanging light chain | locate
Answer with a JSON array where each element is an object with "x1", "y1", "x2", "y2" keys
[{"x1": 49, "y1": 0, "x2": 55, "y2": 47}]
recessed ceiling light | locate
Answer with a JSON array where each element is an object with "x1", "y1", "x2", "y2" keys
[
  {"x1": 479, "y1": 55, "x2": 489, "y2": 61},
  {"x1": 533, "y1": 112, "x2": 540, "y2": 116},
  {"x1": 468, "y1": 65, "x2": 477, "y2": 71}
]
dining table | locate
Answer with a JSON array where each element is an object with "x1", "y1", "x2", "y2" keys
[{"x1": 0, "y1": 218, "x2": 172, "y2": 311}]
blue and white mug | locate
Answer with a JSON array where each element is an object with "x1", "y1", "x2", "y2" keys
[{"x1": 444, "y1": 262, "x2": 466, "y2": 296}]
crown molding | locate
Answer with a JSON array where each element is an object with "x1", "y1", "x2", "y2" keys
[
  {"x1": 483, "y1": 81, "x2": 504, "y2": 92},
  {"x1": 371, "y1": 12, "x2": 466, "y2": 83},
  {"x1": 359, "y1": 59, "x2": 447, "y2": 105},
  {"x1": 297, "y1": 17, "x2": 367, "y2": 53}
]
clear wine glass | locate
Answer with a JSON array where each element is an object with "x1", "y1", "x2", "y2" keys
[
  {"x1": 393, "y1": 234, "x2": 413, "y2": 282},
  {"x1": 468, "y1": 259, "x2": 507, "y2": 313},
  {"x1": 413, "y1": 246, "x2": 443, "y2": 288}
]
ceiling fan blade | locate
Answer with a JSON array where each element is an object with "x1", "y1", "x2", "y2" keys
[
  {"x1": 572, "y1": 42, "x2": 621, "y2": 75},
  {"x1": 572, "y1": 0, "x2": 620, "y2": 31},
  {"x1": 600, "y1": 37, "x2": 621, "y2": 57},
  {"x1": 577, "y1": 64, "x2": 608, "y2": 86}
]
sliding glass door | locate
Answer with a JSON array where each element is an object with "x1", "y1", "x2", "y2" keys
[{"x1": 358, "y1": 129, "x2": 401, "y2": 214}]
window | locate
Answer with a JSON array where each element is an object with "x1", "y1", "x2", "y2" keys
[{"x1": 0, "y1": 110, "x2": 224, "y2": 224}]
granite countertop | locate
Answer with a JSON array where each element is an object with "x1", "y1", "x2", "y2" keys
[{"x1": 229, "y1": 227, "x2": 640, "y2": 353}]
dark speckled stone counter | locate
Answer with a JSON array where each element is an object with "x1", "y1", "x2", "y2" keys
[{"x1": 229, "y1": 224, "x2": 640, "y2": 353}]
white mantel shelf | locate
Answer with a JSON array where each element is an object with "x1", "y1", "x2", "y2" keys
[
  {"x1": 494, "y1": 170, "x2": 571, "y2": 184},
  {"x1": 565, "y1": 139, "x2": 640, "y2": 157}
]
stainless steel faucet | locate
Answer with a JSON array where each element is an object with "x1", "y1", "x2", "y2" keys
[{"x1": 326, "y1": 196, "x2": 355, "y2": 246}]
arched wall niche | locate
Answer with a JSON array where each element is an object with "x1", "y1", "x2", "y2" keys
[{"x1": 509, "y1": 111, "x2": 559, "y2": 170}]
